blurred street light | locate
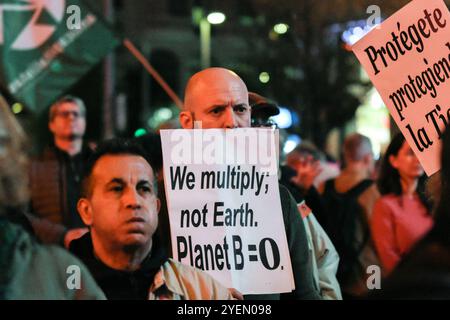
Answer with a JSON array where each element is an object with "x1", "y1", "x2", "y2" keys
[
  {"x1": 259, "y1": 72, "x2": 270, "y2": 83},
  {"x1": 273, "y1": 23, "x2": 289, "y2": 34},
  {"x1": 199, "y1": 11, "x2": 226, "y2": 69},
  {"x1": 207, "y1": 12, "x2": 226, "y2": 25},
  {"x1": 272, "y1": 107, "x2": 293, "y2": 129},
  {"x1": 11, "y1": 103, "x2": 23, "y2": 114},
  {"x1": 134, "y1": 128, "x2": 147, "y2": 137}
]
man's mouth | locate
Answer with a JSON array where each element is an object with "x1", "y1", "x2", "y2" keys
[{"x1": 126, "y1": 217, "x2": 146, "y2": 223}]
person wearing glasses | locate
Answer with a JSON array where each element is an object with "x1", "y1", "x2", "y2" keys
[
  {"x1": 249, "y1": 91, "x2": 342, "y2": 299},
  {"x1": 28, "y1": 96, "x2": 90, "y2": 246},
  {"x1": 249, "y1": 92, "x2": 279, "y2": 129}
]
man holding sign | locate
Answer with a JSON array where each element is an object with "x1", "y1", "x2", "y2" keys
[{"x1": 174, "y1": 67, "x2": 320, "y2": 299}]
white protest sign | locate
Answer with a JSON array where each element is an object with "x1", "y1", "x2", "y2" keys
[
  {"x1": 160, "y1": 128, "x2": 294, "y2": 294},
  {"x1": 353, "y1": 0, "x2": 450, "y2": 175}
]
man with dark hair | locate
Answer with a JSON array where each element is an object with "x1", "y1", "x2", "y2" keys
[
  {"x1": 28, "y1": 95, "x2": 91, "y2": 246},
  {"x1": 180, "y1": 67, "x2": 320, "y2": 300},
  {"x1": 69, "y1": 139, "x2": 234, "y2": 300}
]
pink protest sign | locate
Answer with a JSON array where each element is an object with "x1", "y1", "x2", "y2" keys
[{"x1": 353, "y1": 0, "x2": 450, "y2": 175}]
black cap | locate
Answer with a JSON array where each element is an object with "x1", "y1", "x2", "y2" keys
[{"x1": 249, "y1": 92, "x2": 280, "y2": 118}]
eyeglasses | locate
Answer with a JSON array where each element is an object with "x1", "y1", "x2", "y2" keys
[
  {"x1": 55, "y1": 111, "x2": 84, "y2": 119},
  {"x1": 251, "y1": 118, "x2": 278, "y2": 129}
]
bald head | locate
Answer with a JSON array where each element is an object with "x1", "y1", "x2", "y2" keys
[
  {"x1": 180, "y1": 68, "x2": 251, "y2": 129},
  {"x1": 343, "y1": 133, "x2": 373, "y2": 162}
]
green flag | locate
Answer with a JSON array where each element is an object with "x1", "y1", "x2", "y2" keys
[{"x1": 0, "y1": 0, "x2": 120, "y2": 112}]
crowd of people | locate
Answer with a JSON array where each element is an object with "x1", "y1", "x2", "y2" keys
[{"x1": 0, "y1": 67, "x2": 449, "y2": 300}]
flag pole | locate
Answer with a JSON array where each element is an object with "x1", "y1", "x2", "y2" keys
[
  {"x1": 123, "y1": 39, "x2": 184, "y2": 110},
  {"x1": 103, "y1": 0, "x2": 115, "y2": 139}
]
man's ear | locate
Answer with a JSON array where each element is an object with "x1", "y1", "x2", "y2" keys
[
  {"x1": 156, "y1": 198, "x2": 161, "y2": 215},
  {"x1": 179, "y1": 111, "x2": 194, "y2": 129},
  {"x1": 48, "y1": 120, "x2": 56, "y2": 134},
  {"x1": 77, "y1": 198, "x2": 93, "y2": 226}
]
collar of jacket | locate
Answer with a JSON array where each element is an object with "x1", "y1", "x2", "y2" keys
[
  {"x1": 148, "y1": 261, "x2": 185, "y2": 298},
  {"x1": 69, "y1": 231, "x2": 184, "y2": 297}
]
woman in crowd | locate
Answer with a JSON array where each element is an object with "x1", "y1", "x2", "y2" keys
[
  {"x1": 371, "y1": 133, "x2": 433, "y2": 274},
  {"x1": 370, "y1": 128, "x2": 450, "y2": 299}
]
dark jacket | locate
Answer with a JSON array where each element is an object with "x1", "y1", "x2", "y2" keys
[
  {"x1": 70, "y1": 233, "x2": 166, "y2": 300},
  {"x1": 245, "y1": 184, "x2": 321, "y2": 300},
  {"x1": 370, "y1": 227, "x2": 450, "y2": 299},
  {"x1": 28, "y1": 145, "x2": 91, "y2": 244},
  {"x1": 69, "y1": 232, "x2": 234, "y2": 300}
]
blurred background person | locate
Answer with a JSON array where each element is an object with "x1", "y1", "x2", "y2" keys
[
  {"x1": 286, "y1": 143, "x2": 340, "y2": 192},
  {"x1": 371, "y1": 133, "x2": 433, "y2": 275},
  {"x1": 28, "y1": 96, "x2": 91, "y2": 246},
  {"x1": 284, "y1": 143, "x2": 323, "y2": 202},
  {"x1": 0, "y1": 95, "x2": 105, "y2": 300},
  {"x1": 370, "y1": 128, "x2": 450, "y2": 299},
  {"x1": 319, "y1": 133, "x2": 380, "y2": 299},
  {"x1": 250, "y1": 91, "x2": 342, "y2": 300}
]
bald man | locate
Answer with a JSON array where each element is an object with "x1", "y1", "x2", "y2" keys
[
  {"x1": 179, "y1": 67, "x2": 320, "y2": 300},
  {"x1": 180, "y1": 68, "x2": 250, "y2": 129},
  {"x1": 318, "y1": 133, "x2": 380, "y2": 298}
]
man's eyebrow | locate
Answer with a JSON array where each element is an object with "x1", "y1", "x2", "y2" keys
[
  {"x1": 137, "y1": 180, "x2": 154, "y2": 191},
  {"x1": 233, "y1": 103, "x2": 248, "y2": 108},
  {"x1": 107, "y1": 178, "x2": 125, "y2": 185},
  {"x1": 207, "y1": 103, "x2": 248, "y2": 110},
  {"x1": 207, "y1": 104, "x2": 227, "y2": 110}
]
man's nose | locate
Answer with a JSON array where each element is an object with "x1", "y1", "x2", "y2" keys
[
  {"x1": 123, "y1": 188, "x2": 141, "y2": 209},
  {"x1": 223, "y1": 107, "x2": 237, "y2": 129}
]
